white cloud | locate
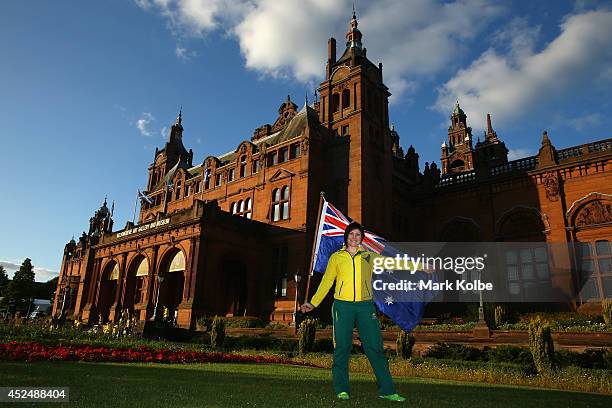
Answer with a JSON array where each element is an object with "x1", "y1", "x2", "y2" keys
[
  {"x1": 507, "y1": 148, "x2": 535, "y2": 161},
  {"x1": 160, "y1": 126, "x2": 168, "y2": 139},
  {"x1": 435, "y1": 9, "x2": 612, "y2": 131},
  {"x1": 175, "y1": 44, "x2": 198, "y2": 60},
  {"x1": 555, "y1": 113, "x2": 603, "y2": 132},
  {"x1": 135, "y1": 0, "x2": 504, "y2": 100},
  {"x1": 136, "y1": 112, "x2": 155, "y2": 137},
  {"x1": 0, "y1": 260, "x2": 58, "y2": 282}
]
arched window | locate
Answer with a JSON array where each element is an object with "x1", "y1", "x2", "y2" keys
[
  {"x1": 230, "y1": 202, "x2": 236, "y2": 214},
  {"x1": 332, "y1": 93, "x2": 340, "y2": 113},
  {"x1": 245, "y1": 198, "x2": 252, "y2": 219},
  {"x1": 234, "y1": 198, "x2": 253, "y2": 218},
  {"x1": 271, "y1": 186, "x2": 290, "y2": 221},
  {"x1": 342, "y1": 89, "x2": 350, "y2": 109}
]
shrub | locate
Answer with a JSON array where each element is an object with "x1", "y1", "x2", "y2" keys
[
  {"x1": 486, "y1": 345, "x2": 533, "y2": 366},
  {"x1": 528, "y1": 317, "x2": 555, "y2": 373},
  {"x1": 396, "y1": 331, "x2": 415, "y2": 360},
  {"x1": 494, "y1": 305, "x2": 507, "y2": 328},
  {"x1": 312, "y1": 338, "x2": 334, "y2": 353},
  {"x1": 196, "y1": 316, "x2": 212, "y2": 332},
  {"x1": 424, "y1": 342, "x2": 485, "y2": 361},
  {"x1": 297, "y1": 318, "x2": 316, "y2": 354},
  {"x1": 602, "y1": 299, "x2": 612, "y2": 326},
  {"x1": 224, "y1": 316, "x2": 266, "y2": 328},
  {"x1": 210, "y1": 316, "x2": 226, "y2": 350}
]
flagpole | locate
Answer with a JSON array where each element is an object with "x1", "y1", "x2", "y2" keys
[
  {"x1": 304, "y1": 191, "x2": 326, "y2": 303},
  {"x1": 132, "y1": 191, "x2": 139, "y2": 225}
]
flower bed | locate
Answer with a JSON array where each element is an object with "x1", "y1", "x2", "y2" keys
[{"x1": 0, "y1": 341, "x2": 318, "y2": 367}]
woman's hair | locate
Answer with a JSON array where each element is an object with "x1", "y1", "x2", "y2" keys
[{"x1": 344, "y1": 221, "x2": 365, "y2": 246}]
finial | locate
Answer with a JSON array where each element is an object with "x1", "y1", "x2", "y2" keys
[
  {"x1": 486, "y1": 113, "x2": 493, "y2": 133},
  {"x1": 176, "y1": 106, "x2": 183, "y2": 125},
  {"x1": 287, "y1": 94, "x2": 291, "y2": 102},
  {"x1": 305, "y1": 93, "x2": 308, "y2": 105}
]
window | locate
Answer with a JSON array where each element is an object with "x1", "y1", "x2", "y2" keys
[
  {"x1": 252, "y1": 159, "x2": 260, "y2": 174},
  {"x1": 239, "y1": 155, "x2": 247, "y2": 178},
  {"x1": 342, "y1": 125, "x2": 349, "y2": 136},
  {"x1": 271, "y1": 186, "x2": 290, "y2": 221},
  {"x1": 215, "y1": 174, "x2": 222, "y2": 187},
  {"x1": 268, "y1": 151, "x2": 278, "y2": 167},
  {"x1": 273, "y1": 246, "x2": 289, "y2": 298},
  {"x1": 174, "y1": 180, "x2": 182, "y2": 200},
  {"x1": 577, "y1": 240, "x2": 612, "y2": 301},
  {"x1": 234, "y1": 197, "x2": 252, "y2": 219},
  {"x1": 195, "y1": 180, "x2": 201, "y2": 193},
  {"x1": 245, "y1": 197, "x2": 252, "y2": 219},
  {"x1": 230, "y1": 202, "x2": 236, "y2": 214},
  {"x1": 505, "y1": 246, "x2": 550, "y2": 298},
  {"x1": 279, "y1": 147, "x2": 288, "y2": 163},
  {"x1": 228, "y1": 168, "x2": 235, "y2": 182},
  {"x1": 332, "y1": 93, "x2": 340, "y2": 113},
  {"x1": 342, "y1": 89, "x2": 350, "y2": 109},
  {"x1": 290, "y1": 143, "x2": 300, "y2": 159},
  {"x1": 185, "y1": 185, "x2": 190, "y2": 197},
  {"x1": 204, "y1": 168, "x2": 211, "y2": 189}
]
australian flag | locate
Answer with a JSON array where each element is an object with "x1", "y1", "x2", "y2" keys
[{"x1": 311, "y1": 197, "x2": 436, "y2": 332}]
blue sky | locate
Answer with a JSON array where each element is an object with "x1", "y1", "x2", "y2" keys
[{"x1": 1, "y1": 0, "x2": 611, "y2": 281}]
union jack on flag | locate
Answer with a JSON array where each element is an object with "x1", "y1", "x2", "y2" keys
[{"x1": 312, "y1": 199, "x2": 386, "y2": 273}]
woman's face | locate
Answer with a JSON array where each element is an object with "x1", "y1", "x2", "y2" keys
[{"x1": 346, "y1": 228, "x2": 363, "y2": 248}]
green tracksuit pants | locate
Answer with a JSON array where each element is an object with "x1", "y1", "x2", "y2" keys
[{"x1": 331, "y1": 299, "x2": 395, "y2": 396}]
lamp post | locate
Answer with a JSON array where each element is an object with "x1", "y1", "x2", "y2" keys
[
  {"x1": 292, "y1": 271, "x2": 302, "y2": 328},
  {"x1": 152, "y1": 274, "x2": 165, "y2": 321},
  {"x1": 473, "y1": 268, "x2": 490, "y2": 338}
]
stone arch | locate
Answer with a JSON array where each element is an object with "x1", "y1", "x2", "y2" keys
[
  {"x1": 438, "y1": 216, "x2": 481, "y2": 242},
  {"x1": 450, "y1": 159, "x2": 465, "y2": 171},
  {"x1": 155, "y1": 246, "x2": 187, "y2": 322},
  {"x1": 566, "y1": 192, "x2": 612, "y2": 229},
  {"x1": 97, "y1": 259, "x2": 119, "y2": 323},
  {"x1": 496, "y1": 206, "x2": 549, "y2": 241},
  {"x1": 124, "y1": 254, "x2": 150, "y2": 314}
]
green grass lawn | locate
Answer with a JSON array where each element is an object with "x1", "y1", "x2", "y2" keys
[{"x1": 1, "y1": 361, "x2": 610, "y2": 407}]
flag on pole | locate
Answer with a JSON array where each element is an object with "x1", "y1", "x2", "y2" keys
[
  {"x1": 310, "y1": 197, "x2": 436, "y2": 332},
  {"x1": 138, "y1": 189, "x2": 154, "y2": 205}
]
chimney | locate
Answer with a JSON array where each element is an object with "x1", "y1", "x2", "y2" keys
[{"x1": 328, "y1": 37, "x2": 336, "y2": 64}]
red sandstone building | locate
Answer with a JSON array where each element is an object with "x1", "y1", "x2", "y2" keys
[{"x1": 53, "y1": 13, "x2": 611, "y2": 327}]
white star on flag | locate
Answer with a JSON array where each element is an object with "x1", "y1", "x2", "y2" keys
[{"x1": 385, "y1": 295, "x2": 394, "y2": 305}]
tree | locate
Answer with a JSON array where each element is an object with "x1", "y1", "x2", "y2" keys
[
  {"x1": 0, "y1": 265, "x2": 8, "y2": 296},
  {"x1": 5, "y1": 258, "x2": 36, "y2": 314}
]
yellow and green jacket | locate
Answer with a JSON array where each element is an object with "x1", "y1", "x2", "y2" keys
[{"x1": 310, "y1": 246, "x2": 378, "y2": 307}]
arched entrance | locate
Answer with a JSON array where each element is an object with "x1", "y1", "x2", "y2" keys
[
  {"x1": 98, "y1": 261, "x2": 119, "y2": 323},
  {"x1": 123, "y1": 256, "x2": 148, "y2": 316},
  {"x1": 156, "y1": 249, "x2": 185, "y2": 323}
]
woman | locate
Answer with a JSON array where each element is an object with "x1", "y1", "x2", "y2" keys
[{"x1": 300, "y1": 222, "x2": 405, "y2": 402}]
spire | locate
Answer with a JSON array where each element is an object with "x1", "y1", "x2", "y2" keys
[
  {"x1": 176, "y1": 106, "x2": 183, "y2": 126},
  {"x1": 484, "y1": 113, "x2": 497, "y2": 140},
  {"x1": 345, "y1": 6, "x2": 363, "y2": 50}
]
